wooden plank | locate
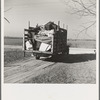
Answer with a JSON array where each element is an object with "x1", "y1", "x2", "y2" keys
[
  {"x1": 23, "y1": 29, "x2": 25, "y2": 57},
  {"x1": 24, "y1": 50, "x2": 53, "y2": 55},
  {"x1": 23, "y1": 29, "x2": 25, "y2": 51},
  {"x1": 28, "y1": 21, "x2": 30, "y2": 28},
  {"x1": 63, "y1": 24, "x2": 65, "y2": 29}
]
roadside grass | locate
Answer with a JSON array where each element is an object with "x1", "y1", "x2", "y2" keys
[
  {"x1": 24, "y1": 66, "x2": 74, "y2": 83},
  {"x1": 4, "y1": 49, "x2": 32, "y2": 65},
  {"x1": 24, "y1": 59, "x2": 96, "y2": 84}
]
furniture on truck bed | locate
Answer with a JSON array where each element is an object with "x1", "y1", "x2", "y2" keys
[{"x1": 23, "y1": 22, "x2": 69, "y2": 59}]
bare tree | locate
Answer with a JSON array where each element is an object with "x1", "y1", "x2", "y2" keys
[{"x1": 62, "y1": 0, "x2": 96, "y2": 39}]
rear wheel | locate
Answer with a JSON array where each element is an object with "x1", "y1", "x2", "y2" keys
[
  {"x1": 52, "y1": 54, "x2": 58, "y2": 59},
  {"x1": 66, "y1": 46, "x2": 69, "y2": 55},
  {"x1": 36, "y1": 55, "x2": 40, "y2": 59}
]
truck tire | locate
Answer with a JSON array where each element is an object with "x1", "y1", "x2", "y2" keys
[{"x1": 36, "y1": 55, "x2": 40, "y2": 59}]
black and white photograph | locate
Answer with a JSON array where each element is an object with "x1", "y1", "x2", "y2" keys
[
  {"x1": 2, "y1": 0, "x2": 99, "y2": 100},
  {"x1": 4, "y1": 0, "x2": 97, "y2": 84}
]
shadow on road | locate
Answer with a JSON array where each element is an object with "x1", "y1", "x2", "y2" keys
[{"x1": 43, "y1": 54, "x2": 96, "y2": 63}]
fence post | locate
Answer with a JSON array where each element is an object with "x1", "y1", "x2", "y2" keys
[{"x1": 66, "y1": 25, "x2": 68, "y2": 30}]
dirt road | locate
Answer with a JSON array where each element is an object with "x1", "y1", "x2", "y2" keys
[{"x1": 4, "y1": 53, "x2": 96, "y2": 83}]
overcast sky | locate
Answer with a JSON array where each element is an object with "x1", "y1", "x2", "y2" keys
[{"x1": 4, "y1": 0, "x2": 96, "y2": 39}]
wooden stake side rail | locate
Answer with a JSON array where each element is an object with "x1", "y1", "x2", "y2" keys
[
  {"x1": 53, "y1": 28, "x2": 67, "y2": 54},
  {"x1": 24, "y1": 50, "x2": 53, "y2": 55},
  {"x1": 23, "y1": 21, "x2": 68, "y2": 58}
]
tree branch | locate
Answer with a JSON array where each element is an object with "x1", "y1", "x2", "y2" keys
[
  {"x1": 71, "y1": 0, "x2": 96, "y2": 16},
  {"x1": 4, "y1": 8, "x2": 12, "y2": 12},
  {"x1": 4, "y1": 17, "x2": 10, "y2": 23},
  {"x1": 76, "y1": 21, "x2": 96, "y2": 39}
]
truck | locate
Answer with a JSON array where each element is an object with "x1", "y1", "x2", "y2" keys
[{"x1": 23, "y1": 21, "x2": 69, "y2": 59}]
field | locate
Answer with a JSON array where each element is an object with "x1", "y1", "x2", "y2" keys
[
  {"x1": 4, "y1": 37, "x2": 23, "y2": 45},
  {"x1": 4, "y1": 47, "x2": 31, "y2": 65},
  {"x1": 4, "y1": 37, "x2": 96, "y2": 83},
  {"x1": 4, "y1": 37, "x2": 96, "y2": 48}
]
